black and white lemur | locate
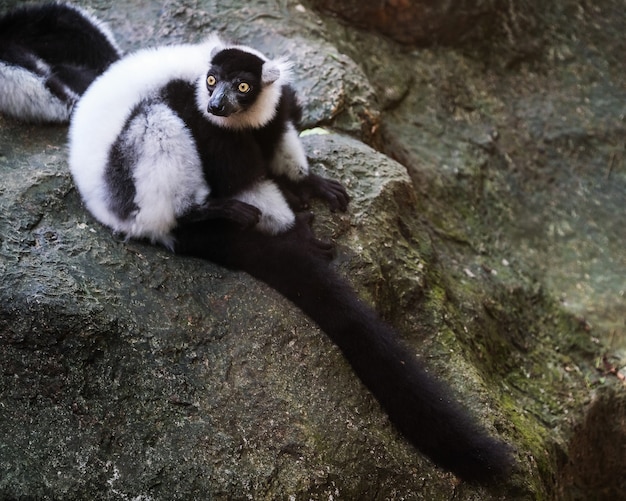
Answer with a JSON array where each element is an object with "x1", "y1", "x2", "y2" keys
[{"x1": 0, "y1": 2, "x2": 514, "y2": 484}]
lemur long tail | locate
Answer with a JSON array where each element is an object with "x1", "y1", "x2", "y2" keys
[{"x1": 173, "y1": 216, "x2": 514, "y2": 484}]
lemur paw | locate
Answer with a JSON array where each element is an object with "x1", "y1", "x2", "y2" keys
[
  {"x1": 180, "y1": 199, "x2": 261, "y2": 227},
  {"x1": 223, "y1": 200, "x2": 262, "y2": 227},
  {"x1": 311, "y1": 175, "x2": 350, "y2": 213},
  {"x1": 274, "y1": 173, "x2": 350, "y2": 214}
]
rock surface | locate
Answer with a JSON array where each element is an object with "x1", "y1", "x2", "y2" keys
[{"x1": 1, "y1": 0, "x2": 624, "y2": 500}]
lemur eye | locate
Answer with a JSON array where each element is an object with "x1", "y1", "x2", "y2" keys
[
  {"x1": 206, "y1": 75, "x2": 216, "y2": 86},
  {"x1": 238, "y1": 82, "x2": 250, "y2": 93}
]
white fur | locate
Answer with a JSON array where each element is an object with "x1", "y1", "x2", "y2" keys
[
  {"x1": 0, "y1": 61, "x2": 76, "y2": 122},
  {"x1": 270, "y1": 123, "x2": 309, "y2": 180},
  {"x1": 109, "y1": 103, "x2": 209, "y2": 249},
  {"x1": 234, "y1": 179, "x2": 295, "y2": 234},
  {"x1": 69, "y1": 38, "x2": 221, "y2": 245}
]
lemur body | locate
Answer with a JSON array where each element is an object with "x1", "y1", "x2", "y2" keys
[
  {"x1": 68, "y1": 38, "x2": 345, "y2": 249},
  {"x1": 0, "y1": 2, "x2": 513, "y2": 484}
]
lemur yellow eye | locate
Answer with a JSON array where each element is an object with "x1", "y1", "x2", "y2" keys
[
  {"x1": 238, "y1": 82, "x2": 250, "y2": 93},
  {"x1": 206, "y1": 75, "x2": 216, "y2": 86}
]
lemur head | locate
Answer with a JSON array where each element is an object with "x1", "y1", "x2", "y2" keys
[{"x1": 196, "y1": 43, "x2": 291, "y2": 130}]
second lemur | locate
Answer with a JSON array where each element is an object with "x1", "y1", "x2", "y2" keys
[{"x1": 0, "y1": 2, "x2": 120, "y2": 122}]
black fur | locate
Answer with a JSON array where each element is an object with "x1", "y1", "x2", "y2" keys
[
  {"x1": 0, "y1": 2, "x2": 120, "y2": 97},
  {"x1": 173, "y1": 214, "x2": 514, "y2": 484},
  {"x1": 211, "y1": 48, "x2": 264, "y2": 77},
  {"x1": 161, "y1": 79, "x2": 268, "y2": 198},
  {"x1": 159, "y1": 76, "x2": 343, "y2": 215}
]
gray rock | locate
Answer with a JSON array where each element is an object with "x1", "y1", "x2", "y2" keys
[
  {"x1": 2, "y1": 0, "x2": 623, "y2": 499},
  {"x1": 0, "y1": 121, "x2": 497, "y2": 499}
]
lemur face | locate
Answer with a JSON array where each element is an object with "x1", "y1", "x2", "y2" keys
[
  {"x1": 197, "y1": 46, "x2": 287, "y2": 130},
  {"x1": 204, "y1": 48, "x2": 264, "y2": 117}
]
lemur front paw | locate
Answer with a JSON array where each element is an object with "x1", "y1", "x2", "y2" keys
[
  {"x1": 309, "y1": 174, "x2": 350, "y2": 213},
  {"x1": 274, "y1": 173, "x2": 350, "y2": 214},
  {"x1": 179, "y1": 199, "x2": 261, "y2": 227},
  {"x1": 220, "y1": 199, "x2": 262, "y2": 227}
]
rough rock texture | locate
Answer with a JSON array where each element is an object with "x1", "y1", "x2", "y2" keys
[
  {"x1": 0, "y1": 126, "x2": 399, "y2": 499},
  {"x1": 0, "y1": 0, "x2": 624, "y2": 500},
  {"x1": 321, "y1": 0, "x2": 626, "y2": 498},
  {"x1": 0, "y1": 125, "x2": 516, "y2": 500}
]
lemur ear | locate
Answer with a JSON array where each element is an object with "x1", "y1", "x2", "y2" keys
[
  {"x1": 261, "y1": 60, "x2": 281, "y2": 85},
  {"x1": 210, "y1": 45, "x2": 222, "y2": 61}
]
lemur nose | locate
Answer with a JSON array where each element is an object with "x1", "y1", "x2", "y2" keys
[{"x1": 208, "y1": 103, "x2": 227, "y2": 116}]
